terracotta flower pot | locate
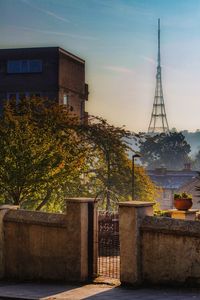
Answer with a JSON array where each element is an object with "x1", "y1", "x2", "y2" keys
[{"x1": 174, "y1": 198, "x2": 193, "y2": 211}]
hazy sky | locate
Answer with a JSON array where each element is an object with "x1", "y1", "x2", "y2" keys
[{"x1": 1, "y1": 0, "x2": 200, "y2": 132}]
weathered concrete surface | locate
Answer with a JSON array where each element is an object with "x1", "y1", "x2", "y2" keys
[
  {"x1": 119, "y1": 201, "x2": 154, "y2": 286},
  {"x1": 4, "y1": 221, "x2": 68, "y2": 281},
  {"x1": 141, "y1": 216, "x2": 200, "y2": 285},
  {"x1": 1, "y1": 199, "x2": 96, "y2": 282},
  {"x1": 141, "y1": 216, "x2": 200, "y2": 237},
  {"x1": 4, "y1": 209, "x2": 66, "y2": 227},
  {"x1": 0, "y1": 206, "x2": 18, "y2": 279}
]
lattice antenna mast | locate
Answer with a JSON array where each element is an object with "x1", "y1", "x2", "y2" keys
[{"x1": 148, "y1": 19, "x2": 169, "y2": 134}]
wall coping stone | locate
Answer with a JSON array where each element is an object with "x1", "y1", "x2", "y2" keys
[
  {"x1": 119, "y1": 201, "x2": 155, "y2": 207},
  {"x1": 0, "y1": 205, "x2": 19, "y2": 210},
  {"x1": 169, "y1": 209, "x2": 199, "y2": 215},
  {"x1": 4, "y1": 209, "x2": 66, "y2": 227},
  {"x1": 66, "y1": 198, "x2": 97, "y2": 203},
  {"x1": 141, "y1": 215, "x2": 200, "y2": 238}
]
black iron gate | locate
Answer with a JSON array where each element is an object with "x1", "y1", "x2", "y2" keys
[{"x1": 98, "y1": 211, "x2": 120, "y2": 279}]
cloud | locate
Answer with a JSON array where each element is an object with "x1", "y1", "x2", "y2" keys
[
  {"x1": 140, "y1": 55, "x2": 156, "y2": 65},
  {"x1": 93, "y1": 0, "x2": 153, "y2": 18},
  {"x1": 140, "y1": 55, "x2": 184, "y2": 76},
  {"x1": 103, "y1": 65, "x2": 135, "y2": 74},
  {"x1": 7, "y1": 25, "x2": 97, "y2": 41},
  {"x1": 21, "y1": 0, "x2": 70, "y2": 23}
]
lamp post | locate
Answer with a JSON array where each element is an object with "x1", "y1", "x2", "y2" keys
[{"x1": 132, "y1": 153, "x2": 141, "y2": 200}]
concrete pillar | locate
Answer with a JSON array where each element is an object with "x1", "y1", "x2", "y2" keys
[
  {"x1": 65, "y1": 198, "x2": 97, "y2": 282},
  {"x1": 0, "y1": 205, "x2": 18, "y2": 278},
  {"x1": 119, "y1": 201, "x2": 154, "y2": 286}
]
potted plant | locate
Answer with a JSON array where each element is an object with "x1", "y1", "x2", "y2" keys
[{"x1": 174, "y1": 192, "x2": 193, "y2": 211}]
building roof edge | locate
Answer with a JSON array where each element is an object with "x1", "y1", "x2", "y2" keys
[
  {"x1": 58, "y1": 47, "x2": 85, "y2": 64},
  {"x1": 0, "y1": 46, "x2": 85, "y2": 64}
]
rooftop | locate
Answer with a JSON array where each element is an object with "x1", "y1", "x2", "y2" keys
[
  {"x1": 0, "y1": 46, "x2": 85, "y2": 64},
  {"x1": 148, "y1": 168, "x2": 198, "y2": 189}
]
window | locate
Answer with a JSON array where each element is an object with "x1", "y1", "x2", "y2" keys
[
  {"x1": 7, "y1": 60, "x2": 42, "y2": 73},
  {"x1": 63, "y1": 94, "x2": 68, "y2": 105},
  {"x1": 81, "y1": 101, "x2": 85, "y2": 118},
  {"x1": 21, "y1": 60, "x2": 29, "y2": 73},
  {"x1": 7, "y1": 92, "x2": 27, "y2": 103},
  {"x1": 7, "y1": 92, "x2": 41, "y2": 102},
  {"x1": 163, "y1": 190, "x2": 170, "y2": 199},
  {"x1": 7, "y1": 61, "x2": 20, "y2": 73},
  {"x1": 29, "y1": 60, "x2": 42, "y2": 72}
]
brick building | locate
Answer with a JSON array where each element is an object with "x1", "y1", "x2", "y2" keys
[{"x1": 0, "y1": 47, "x2": 89, "y2": 122}]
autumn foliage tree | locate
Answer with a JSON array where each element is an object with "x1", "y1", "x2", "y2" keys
[
  {"x1": 0, "y1": 98, "x2": 158, "y2": 211},
  {"x1": 0, "y1": 98, "x2": 88, "y2": 209},
  {"x1": 78, "y1": 117, "x2": 158, "y2": 210}
]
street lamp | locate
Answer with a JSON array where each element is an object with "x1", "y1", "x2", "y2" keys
[{"x1": 132, "y1": 153, "x2": 141, "y2": 200}]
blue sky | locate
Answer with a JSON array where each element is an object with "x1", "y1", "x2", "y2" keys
[{"x1": 1, "y1": 0, "x2": 200, "y2": 132}]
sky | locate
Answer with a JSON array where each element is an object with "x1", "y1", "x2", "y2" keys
[{"x1": 1, "y1": 0, "x2": 200, "y2": 132}]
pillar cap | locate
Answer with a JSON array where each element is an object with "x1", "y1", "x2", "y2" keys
[
  {"x1": 0, "y1": 205, "x2": 19, "y2": 210},
  {"x1": 65, "y1": 198, "x2": 97, "y2": 203},
  {"x1": 119, "y1": 201, "x2": 155, "y2": 207}
]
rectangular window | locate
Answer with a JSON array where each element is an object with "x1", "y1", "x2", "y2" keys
[
  {"x1": 81, "y1": 101, "x2": 85, "y2": 118},
  {"x1": 163, "y1": 190, "x2": 170, "y2": 199},
  {"x1": 7, "y1": 92, "x2": 23, "y2": 103},
  {"x1": 7, "y1": 61, "x2": 21, "y2": 73},
  {"x1": 63, "y1": 94, "x2": 68, "y2": 105},
  {"x1": 7, "y1": 60, "x2": 42, "y2": 73},
  {"x1": 7, "y1": 92, "x2": 41, "y2": 103},
  {"x1": 29, "y1": 60, "x2": 42, "y2": 72},
  {"x1": 21, "y1": 60, "x2": 29, "y2": 73}
]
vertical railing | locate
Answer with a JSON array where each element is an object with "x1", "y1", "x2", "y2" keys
[
  {"x1": 88, "y1": 201, "x2": 94, "y2": 280},
  {"x1": 98, "y1": 211, "x2": 120, "y2": 279}
]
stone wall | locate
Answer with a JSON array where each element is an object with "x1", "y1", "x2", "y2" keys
[
  {"x1": 141, "y1": 216, "x2": 200, "y2": 285},
  {"x1": 0, "y1": 198, "x2": 97, "y2": 282},
  {"x1": 119, "y1": 201, "x2": 200, "y2": 286}
]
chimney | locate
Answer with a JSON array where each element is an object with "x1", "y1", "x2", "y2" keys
[{"x1": 183, "y1": 163, "x2": 191, "y2": 171}]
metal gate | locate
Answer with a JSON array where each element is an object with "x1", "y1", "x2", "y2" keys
[{"x1": 98, "y1": 211, "x2": 120, "y2": 279}]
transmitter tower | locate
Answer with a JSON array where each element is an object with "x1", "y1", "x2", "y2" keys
[{"x1": 148, "y1": 19, "x2": 169, "y2": 134}]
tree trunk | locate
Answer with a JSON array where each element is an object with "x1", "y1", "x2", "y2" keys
[{"x1": 36, "y1": 189, "x2": 51, "y2": 211}]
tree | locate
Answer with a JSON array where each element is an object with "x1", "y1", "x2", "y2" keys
[
  {"x1": 192, "y1": 150, "x2": 200, "y2": 170},
  {"x1": 139, "y1": 132, "x2": 191, "y2": 170},
  {"x1": 78, "y1": 117, "x2": 131, "y2": 210},
  {"x1": 0, "y1": 98, "x2": 88, "y2": 209},
  {"x1": 0, "y1": 99, "x2": 158, "y2": 212},
  {"x1": 76, "y1": 152, "x2": 158, "y2": 210},
  {"x1": 78, "y1": 117, "x2": 158, "y2": 210}
]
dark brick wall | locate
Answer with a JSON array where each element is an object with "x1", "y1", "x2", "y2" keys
[
  {"x1": 0, "y1": 48, "x2": 59, "y2": 96},
  {"x1": 0, "y1": 47, "x2": 88, "y2": 120},
  {"x1": 59, "y1": 51, "x2": 85, "y2": 95},
  {"x1": 58, "y1": 50, "x2": 86, "y2": 119}
]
